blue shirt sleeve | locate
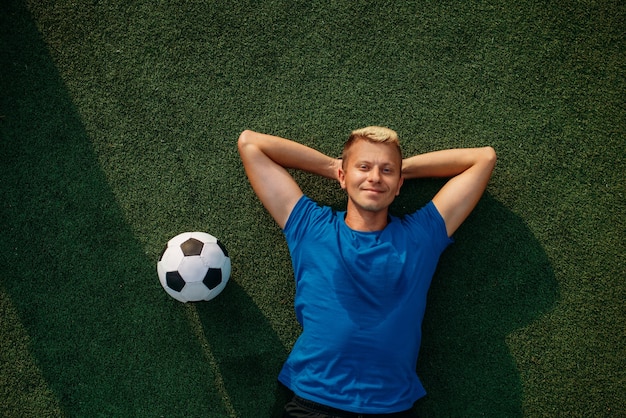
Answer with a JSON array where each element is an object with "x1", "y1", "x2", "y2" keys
[
  {"x1": 284, "y1": 195, "x2": 332, "y2": 242},
  {"x1": 403, "y1": 201, "x2": 454, "y2": 254}
]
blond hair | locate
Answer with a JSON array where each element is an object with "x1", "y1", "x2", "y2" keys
[{"x1": 341, "y1": 126, "x2": 402, "y2": 163}]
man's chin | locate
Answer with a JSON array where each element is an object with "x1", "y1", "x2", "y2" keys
[{"x1": 354, "y1": 200, "x2": 390, "y2": 213}]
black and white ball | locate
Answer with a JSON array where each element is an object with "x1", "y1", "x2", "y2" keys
[{"x1": 157, "y1": 232, "x2": 231, "y2": 303}]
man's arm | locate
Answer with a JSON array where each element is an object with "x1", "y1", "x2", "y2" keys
[
  {"x1": 402, "y1": 147, "x2": 497, "y2": 237},
  {"x1": 237, "y1": 130, "x2": 340, "y2": 229}
]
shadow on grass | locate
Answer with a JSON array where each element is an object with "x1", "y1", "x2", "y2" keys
[
  {"x1": 194, "y1": 282, "x2": 290, "y2": 417},
  {"x1": 395, "y1": 183, "x2": 559, "y2": 416},
  {"x1": 0, "y1": 2, "x2": 287, "y2": 416}
]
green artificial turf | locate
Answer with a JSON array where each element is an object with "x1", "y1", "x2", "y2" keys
[{"x1": 1, "y1": 0, "x2": 624, "y2": 416}]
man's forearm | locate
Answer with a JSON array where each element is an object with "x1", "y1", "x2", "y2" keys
[
  {"x1": 240, "y1": 130, "x2": 339, "y2": 180},
  {"x1": 402, "y1": 147, "x2": 496, "y2": 180}
]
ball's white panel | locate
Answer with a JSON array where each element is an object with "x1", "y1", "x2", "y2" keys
[
  {"x1": 180, "y1": 281, "x2": 210, "y2": 301},
  {"x1": 200, "y1": 242, "x2": 226, "y2": 267},
  {"x1": 158, "y1": 246, "x2": 184, "y2": 272},
  {"x1": 164, "y1": 284, "x2": 188, "y2": 303},
  {"x1": 222, "y1": 257, "x2": 231, "y2": 281},
  {"x1": 221, "y1": 257, "x2": 231, "y2": 282},
  {"x1": 178, "y1": 255, "x2": 209, "y2": 284}
]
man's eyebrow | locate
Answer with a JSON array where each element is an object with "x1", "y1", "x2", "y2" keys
[{"x1": 354, "y1": 160, "x2": 398, "y2": 168}]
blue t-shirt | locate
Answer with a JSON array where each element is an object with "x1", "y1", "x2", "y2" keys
[{"x1": 279, "y1": 196, "x2": 453, "y2": 413}]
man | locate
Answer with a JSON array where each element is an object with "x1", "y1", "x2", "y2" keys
[{"x1": 238, "y1": 127, "x2": 496, "y2": 417}]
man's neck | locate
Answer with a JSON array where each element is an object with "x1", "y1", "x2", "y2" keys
[{"x1": 344, "y1": 203, "x2": 389, "y2": 232}]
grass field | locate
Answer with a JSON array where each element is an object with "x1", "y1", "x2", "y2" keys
[{"x1": 1, "y1": 0, "x2": 624, "y2": 416}]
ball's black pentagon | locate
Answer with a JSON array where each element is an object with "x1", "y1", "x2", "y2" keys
[
  {"x1": 166, "y1": 271, "x2": 186, "y2": 292},
  {"x1": 203, "y1": 268, "x2": 222, "y2": 290},
  {"x1": 216, "y1": 240, "x2": 229, "y2": 258},
  {"x1": 180, "y1": 238, "x2": 203, "y2": 256}
]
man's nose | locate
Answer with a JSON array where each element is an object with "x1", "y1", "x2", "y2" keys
[{"x1": 368, "y1": 167, "x2": 381, "y2": 182}]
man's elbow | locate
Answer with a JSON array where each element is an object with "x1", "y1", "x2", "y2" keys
[
  {"x1": 482, "y1": 146, "x2": 497, "y2": 169},
  {"x1": 237, "y1": 130, "x2": 257, "y2": 154}
]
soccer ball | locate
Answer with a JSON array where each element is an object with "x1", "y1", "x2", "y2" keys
[{"x1": 157, "y1": 232, "x2": 231, "y2": 303}]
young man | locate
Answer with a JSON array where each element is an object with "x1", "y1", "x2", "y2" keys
[{"x1": 238, "y1": 127, "x2": 496, "y2": 417}]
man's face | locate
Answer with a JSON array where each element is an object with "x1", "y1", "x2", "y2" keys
[{"x1": 338, "y1": 139, "x2": 404, "y2": 213}]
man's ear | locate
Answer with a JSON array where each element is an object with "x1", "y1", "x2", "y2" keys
[
  {"x1": 338, "y1": 167, "x2": 347, "y2": 190},
  {"x1": 395, "y1": 175, "x2": 404, "y2": 196}
]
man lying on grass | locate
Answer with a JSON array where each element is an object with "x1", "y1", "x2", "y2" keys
[{"x1": 238, "y1": 127, "x2": 496, "y2": 417}]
